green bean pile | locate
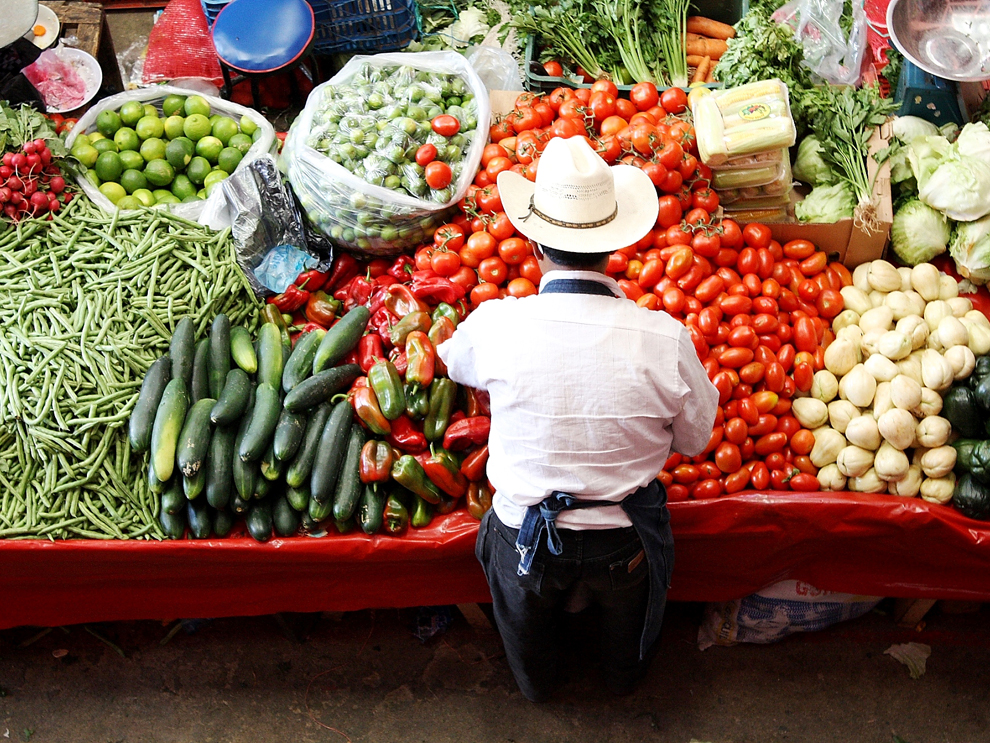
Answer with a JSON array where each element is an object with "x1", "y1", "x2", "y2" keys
[{"x1": 0, "y1": 197, "x2": 261, "y2": 539}]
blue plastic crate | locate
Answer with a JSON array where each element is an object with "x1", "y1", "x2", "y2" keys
[
  {"x1": 305, "y1": 0, "x2": 419, "y2": 54},
  {"x1": 201, "y1": 0, "x2": 231, "y2": 26}
]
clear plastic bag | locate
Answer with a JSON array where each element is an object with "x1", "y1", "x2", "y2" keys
[
  {"x1": 280, "y1": 51, "x2": 491, "y2": 257},
  {"x1": 772, "y1": 0, "x2": 868, "y2": 86},
  {"x1": 65, "y1": 85, "x2": 276, "y2": 227},
  {"x1": 466, "y1": 45, "x2": 524, "y2": 91},
  {"x1": 713, "y1": 150, "x2": 791, "y2": 190}
]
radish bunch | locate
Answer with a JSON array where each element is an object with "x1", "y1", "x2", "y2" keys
[{"x1": 0, "y1": 138, "x2": 72, "y2": 222}]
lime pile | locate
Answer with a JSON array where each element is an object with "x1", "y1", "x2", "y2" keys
[{"x1": 70, "y1": 94, "x2": 262, "y2": 210}]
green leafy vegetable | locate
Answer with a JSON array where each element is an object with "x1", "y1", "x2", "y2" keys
[
  {"x1": 0, "y1": 101, "x2": 66, "y2": 157},
  {"x1": 794, "y1": 182, "x2": 856, "y2": 223},
  {"x1": 792, "y1": 135, "x2": 835, "y2": 186},
  {"x1": 890, "y1": 199, "x2": 950, "y2": 266}
]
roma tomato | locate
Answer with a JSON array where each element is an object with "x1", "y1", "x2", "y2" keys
[
  {"x1": 789, "y1": 473, "x2": 820, "y2": 492},
  {"x1": 790, "y1": 429, "x2": 815, "y2": 456},
  {"x1": 742, "y1": 223, "x2": 772, "y2": 249},
  {"x1": 714, "y1": 442, "x2": 742, "y2": 474}
]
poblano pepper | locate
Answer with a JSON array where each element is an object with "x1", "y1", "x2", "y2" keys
[
  {"x1": 391, "y1": 454, "x2": 442, "y2": 504},
  {"x1": 368, "y1": 359, "x2": 405, "y2": 420},
  {"x1": 423, "y1": 378, "x2": 456, "y2": 442}
]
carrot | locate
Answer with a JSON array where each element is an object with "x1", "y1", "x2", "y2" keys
[
  {"x1": 692, "y1": 56, "x2": 711, "y2": 85},
  {"x1": 687, "y1": 54, "x2": 708, "y2": 68},
  {"x1": 687, "y1": 16, "x2": 736, "y2": 40},
  {"x1": 705, "y1": 66, "x2": 717, "y2": 84},
  {"x1": 685, "y1": 35, "x2": 728, "y2": 61}
]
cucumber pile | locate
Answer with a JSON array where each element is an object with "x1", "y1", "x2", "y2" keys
[{"x1": 129, "y1": 307, "x2": 368, "y2": 542}]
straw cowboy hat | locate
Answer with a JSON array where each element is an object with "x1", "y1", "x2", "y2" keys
[{"x1": 497, "y1": 136, "x2": 659, "y2": 254}]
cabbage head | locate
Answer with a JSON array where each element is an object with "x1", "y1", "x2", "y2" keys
[
  {"x1": 919, "y1": 156, "x2": 990, "y2": 221},
  {"x1": 907, "y1": 135, "x2": 952, "y2": 189},
  {"x1": 891, "y1": 116, "x2": 939, "y2": 143},
  {"x1": 956, "y1": 122, "x2": 990, "y2": 162},
  {"x1": 795, "y1": 183, "x2": 856, "y2": 223},
  {"x1": 950, "y1": 215, "x2": 990, "y2": 284},
  {"x1": 890, "y1": 199, "x2": 950, "y2": 265},
  {"x1": 792, "y1": 136, "x2": 834, "y2": 186}
]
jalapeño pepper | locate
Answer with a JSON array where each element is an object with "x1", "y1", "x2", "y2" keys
[
  {"x1": 351, "y1": 385, "x2": 391, "y2": 435},
  {"x1": 431, "y1": 302, "x2": 460, "y2": 328},
  {"x1": 387, "y1": 414, "x2": 428, "y2": 453},
  {"x1": 305, "y1": 290, "x2": 339, "y2": 327},
  {"x1": 427, "y1": 316, "x2": 455, "y2": 376},
  {"x1": 466, "y1": 481, "x2": 494, "y2": 520},
  {"x1": 410, "y1": 494, "x2": 434, "y2": 528},
  {"x1": 390, "y1": 311, "x2": 432, "y2": 347},
  {"x1": 359, "y1": 440, "x2": 394, "y2": 484},
  {"x1": 358, "y1": 483, "x2": 385, "y2": 534},
  {"x1": 424, "y1": 378, "x2": 456, "y2": 442},
  {"x1": 385, "y1": 284, "x2": 429, "y2": 317},
  {"x1": 383, "y1": 484, "x2": 410, "y2": 534},
  {"x1": 421, "y1": 446, "x2": 468, "y2": 497},
  {"x1": 459, "y1": 444, "x2": 489, "y2": 482},
  {"x1": 367, "y1": 359, "x2": 405, "y2": 420},
  {"x1": 443, "y1": 416, "x2": 491, "y2": 451},
  {"x1": 391, "y1": 454, "x2": 442, "y2": 504},
  {"x1": 405, "y1": 383, "x2": 429, "y2": 419},
  {"x1": 358, "y1": 333, "x2": 385, "y2": 373},
  {"x1": 405, "y1": 331, "x2": 435, "y2": 390}
]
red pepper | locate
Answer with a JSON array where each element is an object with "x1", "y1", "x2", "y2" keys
[
  {"x1": 411, "y1": 276, "x2": 466, "y2": 306},
  {"x1": 333, "y1": 275, "x2": 356, "y2": 302},
  {"x1": 343, "y1": 348, "x2": 360, "y2": 367},
  {"x1": 370, "y1": 307, "x2": 397, "y2": 349},
  {"x1": 427, "y1": 316, "x2": 455, "y2": 376},
  {"x1": 390, "y1": 348, "x2": 408, "y2": 377},
  {"x1": 369, "y1": 284, "x2": 391, "y2": 315},
  {"x1": 405, "y1": 331, "x2": 435, "y2": 389},
  {"x1": 449, "y1": 410, "x2": 466, "y2": 425},
  {"x1": 368, "y1": 258, "x2": 391, "y2": 278},
  {"x1": 444, "y1": 416, "x2": 491, "y2": 451},
  {"x1": 388, "y1": 255, "x2": 416, "y2": 281},
  {"x1": 387, "y1": 414, "x2": 428, "y2": 453},
  {"x1": 420, "y1": 447, "x2": 468, "y2": 498},
  {"x1": 474, "y1": 388, "x2": 491, "y2": 417},
  {"x1": 346, "y1": 276, "x2": 374, "y2": 311},
  {"x1": 466, "y1": 481, "x2": 493, "y2": 520},
  {"x1": 464, "y1": 387, "x2": 489, "y2": 418},
  {"x1": 326, "y1": 253, "x2": 360, "y2": 292},
  {"x1": 375, "y1": 274, "x2": 398, "y2": 287},
  {"x1": 300, "y1": 321, "x2": 327, "y2": 334},
  {"x1": 385, "y1": 284, "x2": 429, "y2": 317},
  {"x1": 305, "y1": 290, "x2": 339, "y2": 326},
  {"x1": 359, "y1": 440, "x2": 394, "y2": 484},
  {"x1": 358, "y1": 333, "x2": 386, "y2": 374},
  {"x1": 460, "y1": 444, "x2": 489, "y2": 482},
  {"x1": 267, "y1": 284, "x2": 310, "y2": 313},
  {"x1": 352, "y1": 386, "x2": 391, "y2": 435},
  {"x1": 295, "y1": 268, "x2": 331, "y2": 292}
]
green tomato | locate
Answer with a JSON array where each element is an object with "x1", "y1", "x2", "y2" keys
[
  {"x1": 342, "y1": 228, "x2": 356, "y2": 243},
  {"x1": 350, "y1": 192, "x2": 368, "y2": 210},
  {"x1": 380, "y1": 225, "x2": 399, "y2": 242},
  {"x1": 407, "y1": 105, "x2": 427, "y2": 122},
  {"x1": 384, "y1": 175, "x2": 401, "y2": 191}
]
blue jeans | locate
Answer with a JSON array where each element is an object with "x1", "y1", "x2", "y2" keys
[{"x1": 476, "y1": 509, "x2": 662, "y2": 702}]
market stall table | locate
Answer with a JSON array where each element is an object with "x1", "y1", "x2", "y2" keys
[{"x1": 1, "y1": 491, "x2": 989, "y2": 630}]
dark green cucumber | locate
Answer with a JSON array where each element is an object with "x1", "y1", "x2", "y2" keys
[
  {"x1": 286, "y1": 485, "x2": 310, "y2": 512},
  {"x1": 282, "y1": 328, "x2": 325, "y2": 392},
  {"x1": 148, "y1": 460, "x2": 167, "y2": 494},
  {"x1": 253, "y1": 476, "x2": 272, "y2": 499},
  {"x1": 311, "y1": 400, "x2": 354, "y2": 506},
  {"x1": 309, "y1": 492, "x2": 334, "y2": 522},
  {"x1": 150, "y1": 378, "x2": 189, "y2": 482},
  {"x1": 209, "y1": 313, "x2": 231, "y2": 399},
  {"x1": 187, "y1": 498, "x2": 212, "y2": 539},
  {"x1": 284, "y1": 364, "x2": 361, "y2": 413},
  {"x1": 358, "y1": 484, "x2": 385, "y2": 535},
  {"x1": 129, "y1": 356, "x2": 171, "y2": 452},
  {"x1": 210, "y1": 368, "x2": 251, "y2": 426},
  {"x1": 159, "y1": 508, "x2": 185, "y2": 539},
  {"x1": 313, "y1": 306, "x2": 370, "y2": 374},
  {"x1": 273, "y1": 495, "x2": 300, "y2": 537},
  {"x1": 332, "y1": 423, "x2": 366, "y2": 522},
  {"x1": 170, "y1": 317, "x2": 196, "y2": 388},
  {"x1": 285, "y1": 402, "x2": 333, "y2": 488},
  {"x1": 300, "y1": 512, "x2": 321, "y2": 534},
  {"x1": 260, "y1": 441, "x2": 285, "y2": 482},
  {"x1": 176, "y1": 397, "x2": 216, "y2": 478},
  {"x1": 212, "y1": 508, "x2": 235, "y2": 537},
  {"x1": 334, "y1": 517, "x2": 355, "y2": 534},
  {"x1": 161, "y1": 480, "x2": 185, "y2": 515},
  {"x1": 230, "y1": 493, "x2": 251, "y2": 514},
  {"x1": 230, "y1": 325, "x2": 257, "y2": 374},
  {"x1": 246, "y1": 500, "x2": 273, "y2": 542},
  {"x1": 238, "y1": 382, "x2": 281, "y2": 462},
  {"x1": 232, "y1": 386, "x2": 257, "y2": 500},
  {"x1": 205, "y1": 425, "x2": 236, "y2": 509},
  {"x1": 183, "y1": 466, "x2": 206, "y2": 500},
  {"x1": 273, "y1": 408, "x2": 307, "y2": 462},
  {"x1": 190, "y1": 338, "x2": 211, "y2": 404},
  {"x1": 257, "y1": 323, "x2": 284, "y2": 391}
]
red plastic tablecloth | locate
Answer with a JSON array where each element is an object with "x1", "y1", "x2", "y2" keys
[{"x1": 2, "y1": 492, "x2": 989, "y2": 630}]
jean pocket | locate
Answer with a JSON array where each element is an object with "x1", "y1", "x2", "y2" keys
[
  {"x1": 608, "y1": 541, "x2": 649, "y2": 591},
  {"x1": 492, "y1": 521, "x2": 545, "y2": 593}
]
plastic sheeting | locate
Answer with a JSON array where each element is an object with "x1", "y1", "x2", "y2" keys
[{"x1": 1, "y1": 492, "x2": 988, "y2": 630}]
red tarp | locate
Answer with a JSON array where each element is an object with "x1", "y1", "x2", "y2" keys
[{"x1": 2, "y1": 492, "x2": 989, "y2": 630}]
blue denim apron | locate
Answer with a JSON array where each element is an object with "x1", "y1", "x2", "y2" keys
[{"x1": 513, "y1": 277, "x2": 674, "y2": 659}]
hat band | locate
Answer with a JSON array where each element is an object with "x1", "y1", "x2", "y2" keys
[{"x1": 519, "y1": 195, "x2": 618, "y2": 229}]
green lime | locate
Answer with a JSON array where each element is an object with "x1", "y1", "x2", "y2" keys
[
  {"x1": 182, "y1": 194, "x2": 203, "y2": 203},
  {"x1": 113, "y1": 127, "x2": 140, "y2": 152},
  {"x1": 132, "y1": 188, "x2": 156, "y2": 207},
  {"x1": 153, "y1": 188, "x2": 173, "y2": 200},
  {"x1": 94, "y1": 151, "x2": 123, "y2": 182},
  {"x1": 228, "y1": 133, "x2": 253, "y2": 154},
  {"x1": 83, "y1": 169, "x2": 101, "y2": 188},
  {"x1": 163, "y1": 115, "x2": 185, "y2": 140},
  {"x1": 96, "y1": 110, "x2": 122, "y2": 138},
  {"x1": 165, "y1": 138, "x2": 194, "y2": 170},
  {"x1": 186, "y1": 156, "x2": 212, "y2": 185},
  {"x1": 203, "y1": 169, "x2": 229, "y2": 196},
  {"x1": 211, "y1": 116, "x2": 239, "y2": 145},
  {"x1": 117, "y1": 195, "x2": 143, "y2": 210},
  {"x1": 72, "y1": 143, "x2": 99, "y2": 168},
  {"x1": 195, "y1": 136, "x2": 223, "y2": 164},
  {"x1": 197, "y1": 188, "x2": 207, "y2": 199},
  {"x1": 144, "y1": 159, "x2": 175, "y2": 188},
  {"x1": 119, "y1": 149, "x2": 145, "y2": 171},
  {"x1": 217, "y1": 147, "x2": 242, "y2": 174},
  {"x1": 139, "y1": 137, "x2": 167, "y2": 163},
  {"x1": 99, "y1": 181, "x2": 126, "y2": 204},
  {"x1": 163, "y1": 95, "x2": 186, "y2": 117},
  {"x1": 119, "y1": 101, "x2": 145, "y2": 127},
  {"x1": 120, "y1": 169, "x2": 148, "y2": 194},
  {"x1": 87, "y1": 132, "x2": 105, "y2": 143},
  {"x1": 170, "y1": 174, "x2": 196, "y2": 200},
  {"x1": 239, "y1": 114, "x2": 258, "y2": 136},
  {"x1": 92, "y1": 138, "x2": 118, "y2": 154},
  {"x1": 209, "y1": 114, "x2": 223, "y2": 127},
  {"x1": 156, "y1": 192, "x2": 181, "y2": 205},
  {"x1": 183, "y1": 114, "x2": 212, "y2": 142},
  {"x1": 136, "y1": 115, "x2": 164, "y2": 141},
  {"x1": 184, "y1": 95, "x2": 211, "y2": 118},
  {"x1": 143, "y1": 104, "x2": 158, "y2": 119},
  {"x1": 252, "y1": 128, "x2": 263, "y2": 142},
  {"x1": 72, "y1": 133, "x2": 92, "y2": 148}
]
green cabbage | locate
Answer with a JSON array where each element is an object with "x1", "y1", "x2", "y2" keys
[
  {"x1": 907, "y1": 135, "x2": 952, "y2": 189},
  {"x1": 950, "y1": 216, "x2": 990, "y2": 284},
  {"x1": 792, "y1": 136, "x2": 834, "y2": 186},
  {"x1": 890, "y1": 199, "x2": 950, "y2": 266},
  {"x1": 919, "y1": 156, "x2": 990, "y2": 222},
  {"x1": 891, "y1": 115, "x2": 939, "y2": 143},
  {"x1": 956, "y1": 122, "x2": 990, "y2": 162},
  {"x1": 794, "y1": 183, "x2": 856, "y2": 223}
]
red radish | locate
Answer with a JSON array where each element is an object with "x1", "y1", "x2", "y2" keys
[
  {"x1": 62, "y1": 192, "x2": 73, "y2": 204},
  {"x1": 23, "y1": 180, "x2": 36, "y2": 196},
  {"x1": 2, "y1": 152, "x2": 14, "y2": 167},
  {"x1": 4, "y1": 204, "x2": 16, "y2": 218},
  {"x1": 10, "y1": 191, "x2": 22, "y2": 205},
  {"x1": 8, "y1": 176, "x2": 22, "y2": 191},
  {"x1": 39, "y1": 148, "x2": 52, "y2": 165},
  {"x1": 49, "y1": 176, "x2": 65, "y2": 194},
  {"x1": 48, "y1": 198, "x2": 60, "y2": 213},
  {"x1": 29, "y1": 191, "x2": 48, "y2": 212},
  {"x1": 25, "y1": 153, "x2": 40, "y2": 172},
  {"x1": 10, "y1": 153, "x2": 26, "y2": 171},
  {"x1": 0, "y1": 187, "x2": 9, "y2": 203},
  {"x1": 23, "y1": 141, "x2": 36, "y2": 154},
  {"x1": 0, "y1": 166, "x2": 11, "y2": 179}
]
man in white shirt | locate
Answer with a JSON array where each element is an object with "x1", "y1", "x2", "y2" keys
[{"x1": 437, "y1": 136, "x2": 719, "y2": 702}]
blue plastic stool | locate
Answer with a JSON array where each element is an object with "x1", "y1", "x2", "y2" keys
[{"x1": 212, "y1": 0, "x2": 315, "y2": 108}]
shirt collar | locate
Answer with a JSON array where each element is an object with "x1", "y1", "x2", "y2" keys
[{"x1": 538, "y1": 270, "x2": 624, "y2": 298}]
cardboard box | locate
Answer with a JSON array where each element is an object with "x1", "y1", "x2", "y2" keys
[{"x1": 490, "y1": 90, "x2": 518, "y2": 117}]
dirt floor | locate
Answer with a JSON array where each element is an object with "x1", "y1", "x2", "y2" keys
[{"x1": 1, "y1": 600, "x2": 988, "y2": 743}]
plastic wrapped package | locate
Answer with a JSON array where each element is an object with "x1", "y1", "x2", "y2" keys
[
  {"x1": 690, "y1": 80, "x2": 797, "y2": 166},
  {"x1": 722, "y1": 205, "x2": 791, "y2": 224},
  {"x1": 281, "y1": 51, "x2": 491, "y2": 257},
  {"x1": 712, "y1": 149, "x2": 791, "y2": 190},
  {"x1": 716, "y1": 156, "x2": 794, "y2": 204},
  {"x1": 65, "y1": 85, "x2": 276, "y2": 227}
]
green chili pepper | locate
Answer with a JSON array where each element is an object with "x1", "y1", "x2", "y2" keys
[
  {"x1": 431, "y1": 302, "x2": 460, "y2": 328},
  {"x1": 367, "y1": 359, "x2": 405, "y2": 420},
  {"x1": 423, "y1": 378, "x2": 456, "y2": 442},
  {"x1": 389, "y1": 311, "x2": 432, "y2": 347},
  {"x1": 391, "y1": 454, "x2": 441, "y2": 504},
  {"x1": 405, "y1": 383, "x2": 429, "y2": 419},
  {"x1": 410, "y1": 493, "x2": 434, "y2": 528}
]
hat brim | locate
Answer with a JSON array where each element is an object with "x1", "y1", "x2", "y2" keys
[{"x1": 497, "y1": 165, "x2": 659, "y2": 254}]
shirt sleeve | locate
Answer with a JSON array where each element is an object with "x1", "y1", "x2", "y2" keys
[
  {"x1": 436, "y1": 312, "x2": 484, "y2": 390},
  {"x1": 671, "y1": 328, "x2": 720, "y2": 457}
]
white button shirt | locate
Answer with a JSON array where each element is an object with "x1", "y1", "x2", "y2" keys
[{"x1": 436, "y1": 270, "x2": 719, "y2": 530}]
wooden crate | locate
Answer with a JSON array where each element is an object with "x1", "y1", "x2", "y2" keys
[{"x1": 45, "y1": 1, "x2": 125, "y2": 95}]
